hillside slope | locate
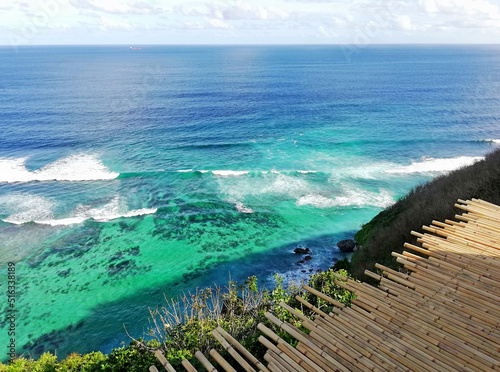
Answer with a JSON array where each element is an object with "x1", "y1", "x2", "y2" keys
[{"x1": 352, "y1": 148, "x2": 500, "y2": 279}]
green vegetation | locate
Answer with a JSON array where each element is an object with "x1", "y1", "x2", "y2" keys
[
  {"x1": 352, "y1": 148, "x2": 500, "y2": 279},
  {"x1": 0, "y1": 269, "x2": 355, "y2": 371}
]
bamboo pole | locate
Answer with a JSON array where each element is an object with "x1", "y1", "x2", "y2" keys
[
  {"x1": 257, "y1": 324, "x2": 324, "y2": 372},
  {"x1": 364, "y1": 270, "x2": 382, "y2": 281},
  {"x1": 195, "y1": 351, "x2": 218, "y2": 372},
  {"x1": 265, "y1": 313, "x2": 351, "y2": 372},
  {"x1": 212, "y1": 329, "x2": 256, "y2": 372},
  {"x1": 302, "y1": 285, "x2": 345, "y2": 308},
  {"x1": 258, "y1": 337, "x2": 307, "y2": 372},
  {"x1": 216, "y1": 327, "x2": 269, "y2": 372},
  {"x1": 209, "y1": 350, "x2": 237, "y2": 372},
  {"x1": 265, "y1": 350, "x2": 296, "y2": 372},
  {"x1": 155, "y1": 350, "x2": 177, "y2": 372},
  {"x1": 295, "y1": 296, "x2": 329, "y2": 318},
  {"x1": 181, "y1": 359, "x2": 198, "y2": 372}
]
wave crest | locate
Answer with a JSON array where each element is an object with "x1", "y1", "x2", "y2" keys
[
  {"x1": 385, "y1": 156, "x2": 483, "y2": 174},
  {"x1": 1, "y1": 194, "x2": 156, "y2": 226},
  {"x1": 296, "y1": 188, "x2": 394, "y2": 209},
  {"x1": 0, "y1": 154, "x2": 119, "y2": 183},
  {"x1": 177, "y1": 169, "x2": 319, "y2": 177}
]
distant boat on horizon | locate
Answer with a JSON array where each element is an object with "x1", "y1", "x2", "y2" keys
[{"x1": 129, "y1": 46, "x2": 141, "y2": 50}]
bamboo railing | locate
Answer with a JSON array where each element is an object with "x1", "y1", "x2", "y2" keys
[{"x1": 151, "y1": 198, "x2": 500, "y2": 371}]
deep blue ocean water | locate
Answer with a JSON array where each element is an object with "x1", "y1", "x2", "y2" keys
[{"x1": 0, "y1": 45, "x2": 499, "y2": 361}]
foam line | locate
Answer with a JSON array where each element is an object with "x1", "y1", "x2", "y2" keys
[
  {"x1": 385, "y1": 156, "x2": 484, "y2": 174},
  {"x1": 211, "y1": 170, "x2": 250, "y2": 176},
  {"x1": 0, "y1": 154, "x2": 119, "y2": 183},
  {"x1": 1, "y1": 195, "x2": 156, "y2": 226},
  {"x1": 177, "y1": 169, "x2": 318, "y2": 176},
  {"x1": 296, "y1": 188, "x2": 394, "y2": 209},
  {"x1": 234, "y1": 202, "x2": 254, "y2": 214}
]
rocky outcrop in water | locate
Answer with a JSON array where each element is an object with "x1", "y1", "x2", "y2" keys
[
  {"x1": 293, "y1": 247, "x2": 311, "y2": 254},
  {"x1": 337, "y1": 239, "x2": 357, "y2": 253}
]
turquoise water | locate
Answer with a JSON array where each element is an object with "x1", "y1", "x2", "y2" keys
[{"x1": 0, "y1": 45, "x2": 500, "y2": 360}]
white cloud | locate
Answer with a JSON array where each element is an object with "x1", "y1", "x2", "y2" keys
[
  {"x1": 419, "y1": 0, "x2": 499, "y2": 18},
  {"x1": 99, "y1": 16, "x2": 135, "y2": 30},
  {"x1": 1, "y1": 0, "x2": 500, "y2": 44},
  {"x1": 71, "y1": 0, "x2": 164, "y2": 15},
  {"x1": 209, "y1": 18, "x2": 231, "y2": 28},
  {"x1": 0, "y1": 0, "x2": 13, "y2": 10},
  {"x1": 394, "y1": 14, "x2": 414, "y2": 30},
  {"x1": 417, "y1": 0, "x2": 500, "y2": 31},
  {"x1": 174, "y1": 1, "x2": 289, "y2": 21}
]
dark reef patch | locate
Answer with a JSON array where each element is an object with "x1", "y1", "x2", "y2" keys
[
  {"x1": 27, "y1": 224, "x2": 103, "y2": 268},
  {"x1": 57, "y1": 269, "x2": 71, "y2": 277}
]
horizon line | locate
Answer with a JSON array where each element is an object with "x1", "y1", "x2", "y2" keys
[{"x1": 1, "y1": 42, "x2": 500, "y2": 47}]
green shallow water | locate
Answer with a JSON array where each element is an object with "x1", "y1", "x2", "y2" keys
[{"x1": 1, "y1": 197, "x2": 380, "y2": 358}]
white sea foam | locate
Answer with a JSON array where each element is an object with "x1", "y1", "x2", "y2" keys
[
  {"x1": 211, "y1": 170, "x2": 250, "y2": 177},
  {"x1": 224, "y1": 198, "x2": 255, "y2": 214},
  {"x1": 0, "y1": 154, "x2": 119, "y2": 183},
  {"x1": 296, "y1": 188, "x2": 394, "y2": 209},
  {"x1": 262, "y1": 174, "x2": 313, "y2": 197},
  {"x1": 1, "y1": 195, "x2": 156, "y2": 226},
  {"x1": 0, "y1": 194, "x2": 55, "y2": 224},
  {"x1": 385, "y1": 156, "x2": 484, "y2": 174},
  {"x1": 482, "y1": 139, "x2": 500, "y2": 144},
  {"x1": 295, "y1": 194, "x2": 337, "y2": 208},
  {"x1": 180, "y1": 169, "x2": 318, "y2": 176},
  {"x1": 234, "y1": 202, "x2": 254, "y2": 214}
]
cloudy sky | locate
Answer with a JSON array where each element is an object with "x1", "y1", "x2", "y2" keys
[{"x1": 1, "y1": 0, "x2": 499, "y2": 45}]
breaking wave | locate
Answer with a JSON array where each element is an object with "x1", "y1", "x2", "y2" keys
[
  {"x1": 176, "y1": 169, "x2": 319, "y2": 177},
  {"x1": 1, "y1": 194, "x2": 156, "y2": 226},
  {"x1": 385, "y1": 156, "x2": 484, "y2": 174},
  {"x1": 234, "y1": 202, "x2": 254, "y2": 214},
  {"x1": 296, "y1": 188, "x2": 394, "y2": 209},
  {"x1": 0, "y1": 154, "x2": 119, "y2": 183}
]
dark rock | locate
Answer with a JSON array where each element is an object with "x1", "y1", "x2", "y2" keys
[
  {"x1": 304, "y1": 255, "x2": 313, "y2": 261},
  {"x1": 337, "y1": 239, "x2": 357, "y2": 253},
  {"x1": 294, "y1": 247, "x2": 311, "y2": 254},
  {"x1": 301, "y1": 270, "x2": 307, "y2": 273},
  {"x1": 297, "y1": 260, "x2": 305, "y2": 265}
]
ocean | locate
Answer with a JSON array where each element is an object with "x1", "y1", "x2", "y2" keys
[{"x1": 0, "y1": 45, "x2": 499, "y2": 361}]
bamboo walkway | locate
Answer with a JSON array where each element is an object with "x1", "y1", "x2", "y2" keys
[{"x1": 151, "y1": 198, "x2": 500, "y2": 372}]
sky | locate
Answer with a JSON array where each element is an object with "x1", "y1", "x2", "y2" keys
[{"x1": 0, "y1": 0, "x2": 500, "y2": 46}]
